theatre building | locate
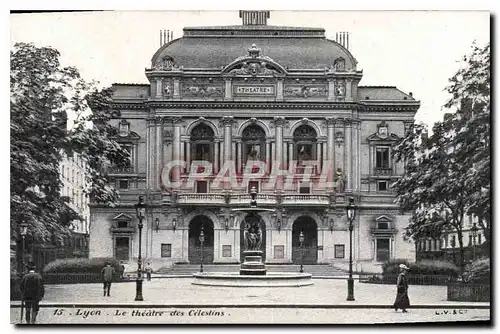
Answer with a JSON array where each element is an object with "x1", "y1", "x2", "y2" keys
[{"x1": 89, "y1": 11, "x2": 420, "y2": 273}]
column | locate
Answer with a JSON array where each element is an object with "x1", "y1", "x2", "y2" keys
[
  {"x1": 146, "y1": 119, "x2": 152, "y2": 189},
  {"x1": 316, "y1": 142, "x2": 322, "y2": 174},
  {"x1": 224, "y1": 78, "x2": 232, "y2": 100},
  {"x1": 180, "y1": 141, "x2": 185, "y2": 174},
  {"x1": 221, "y1": 116, "x2": 234, "y2": 162},
  {"x1": 214, "y1": 140, "x2": 219, "y2": 174},
  {"x1": 352, "y1": 120, "x2": 359, "y2": 191},
  {"x1": 345, "y1": 119, "x2": 352, "y2": 192},
  {"x1": 325, "y1": 117, "x2": 335, "y2": 186},
  {"x1": 266, "y1": 142, "x2": 271, "y2": 173},
  {"x1": 288, "y1": 143, "x2": 293, "y2": 166},
  {"x1": 147, "y1": 118, "x2": 157, "y2": 189},
  {"x1": 155, "y1": 119, "x2": 163, "y2": 189},
  {"x1": 155, "y1": 78, "x2": 162, "y2": 98},
  {"x1": 274, "y1": 117, "x2": 285, "y2": 167},
  {"x1": 283, "y1": 141, "x2": 288, "y2": 169},
  {"x1": 172, "y1": 117, "x2": 182, "y2": 184},
  {"x1": 232, "y1": 142, "x2": 237, "y2": 175},
  {"x1": 236, "y1": 142, "x2": 242, "y2": 174},
  {"x1": 186, "y1": 142, "x2": 191, "y2": 171}
]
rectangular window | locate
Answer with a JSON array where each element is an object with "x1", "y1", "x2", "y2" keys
[
  {"x1": 299, "y1": 182, "x2": 311, "y2": 194},
  {"x1": 119, "y1": 179, "x2": 129, "y2": 189},
  {"x1": 222, "y1": 245, "x2": 232, "y2": 258},
  {"x1": 334, "y1": 244, "x2": 345, "y2": 259},
  {"x1": 161, "y1": 244, "x2": 172, "y2": 258},
  {"x1": 117, "y1": 221, "x2": 129, "y2": 228},
  {"x1": 478, "y1": 234, "x2": 482, "y2": 244},
  {"x1": 469, "y1": 234, "x2": 472, "y2": 246},
  {"x1": 376, "y1": 147, "x2": 390, "y2": 168},
  {"x1": 196, "y1": 181, "x2": 208, "y2": 193},
  {"x1": 376, "y1": 238, "x2": 390, "y2": 261},
  {"x1": 248, "y1": 181, "x2": 259, "y2": 193},
  {"x1": 378, "y1": 181, "x2": 388, "y2": 191},
  {"x1": 274, "y1": 245, "x2": 284, "y2": 259}
]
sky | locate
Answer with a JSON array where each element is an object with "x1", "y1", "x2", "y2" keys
[{"x1": 10, "y1": 10, "x2": 489, "y2": 127}]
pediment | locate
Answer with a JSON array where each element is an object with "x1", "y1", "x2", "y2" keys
[
  {"x1": 222, "y1": 44, "x2": 287, "y2": 76},
  {"x1": 374, "y1": 215, "x2": 393, "y2": 223},
  {"x1": 112, "y1": 213, "x2": 133, "y2": 221},
  {"x1": 110, "y1": 131, "x2": 141, "y2": 141},
  {"x1": 366, "y1": 132, "x2": 399, "y2": 142}
]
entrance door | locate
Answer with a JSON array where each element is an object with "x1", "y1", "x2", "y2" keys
[
  {"x1": 292, "y1": 216, "x2": 318, "y2": 264},
  {"x1": 188, "y1": 216, "x2": 214, "y2": 264},
  {"x1": 115, "y1": 237, "x2": 130, "y2": 261},
  {"x1": 240, "y1": 214, "x2": 266, "y2": 262}
]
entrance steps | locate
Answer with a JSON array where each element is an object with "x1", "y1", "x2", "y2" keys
[{"x1": 156, "y1": 264, "x2": 347, "y2": 277}]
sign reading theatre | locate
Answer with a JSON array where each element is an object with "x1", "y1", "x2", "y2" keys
[{"x1": 234, "y1": 85, "x2": 275, "y2": 96}]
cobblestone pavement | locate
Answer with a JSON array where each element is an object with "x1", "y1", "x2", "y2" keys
[{"x1": 10, "y1": 278, "x2": 490, "y2": 324}]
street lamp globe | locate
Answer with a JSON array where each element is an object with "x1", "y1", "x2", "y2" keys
[
  {"x1": 299, "y1": 231, "x2": 305, "y2": 244},
  {"x1": 20, "y1": 222, "x2": 28, "y2": 237},
  {"x1": 346, "y1": 197, "x2": 356, "y2": 221},
  {"x1": 135, "y1": 196, "x2": 146, "y2": 220}
]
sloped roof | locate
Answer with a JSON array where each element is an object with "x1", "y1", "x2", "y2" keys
[
  {"x1": 358, "y1": 86, "x2": 415, "y2": 101},
  {"x1": 152, "y1": 26, "x2": 357, "y2": 70}
]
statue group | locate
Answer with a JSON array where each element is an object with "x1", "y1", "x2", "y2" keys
[{"x1": 243, "y1": 216, "x2": 263, "y2": 251}]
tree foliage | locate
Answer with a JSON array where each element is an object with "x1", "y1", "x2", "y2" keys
[
  {"x1": 10, "y1": 42, "x2": 129, "y2": 244},
  {"x1": 392, "y1": 42, "x2": 491, "y2": 267}
]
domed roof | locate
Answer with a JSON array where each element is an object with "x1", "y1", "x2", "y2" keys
[{"x1": 151, "y1": 25, "x2": 357, "y2": 71}]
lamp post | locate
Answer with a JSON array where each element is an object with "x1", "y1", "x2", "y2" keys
[
  {"x1": 134, "y1": 196, "x2": 146, "y2": 301},
  {"x1": 199, "y1": 225, "x2": 205, "y2": 273},
  {"x1": 346, "y1": 197, "x2": 356, "y2": 301},
  {"x1": 299, "y1": 231, "x2": 305, "y2": 273},
  {"x1": 471, "y1": 223, "x2": 478, "y2": 261},
  {"x1": 19, "y1": 222, "x2": 28, "y2": 274}
]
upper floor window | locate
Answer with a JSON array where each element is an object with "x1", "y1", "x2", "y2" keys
[
  {"x1": 190, "y1": 123, "x2": 215, "y2": 163},
  {"x1": 376, "y1": 147, "x2": 390, "y2": 168},
  {"x1": 293, "y1": 125, "x2": 317, "y2": 163},
  {"x1": 242, "y1": 124, "x2": 266, "y2": 164},
  {"x1": 119, "y1": 120, "x2": 130, "y2": 137}
]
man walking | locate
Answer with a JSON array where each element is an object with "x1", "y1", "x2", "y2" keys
[
  {"x1": 145, "y1": 262, "x2": 152, "y2": 282},
  {"x1": 19, "y1": 262, "x2": 45, "y2": 324},
  {"x1": 101, "y1": 261, "x2": 115, "y2": 297}
]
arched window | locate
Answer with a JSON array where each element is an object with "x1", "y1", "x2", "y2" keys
[
  {"x1": 293, "y1": 125, "x2": 317, "y2": 163},
  {"x1": 190, "y1": 124, "x2": 215, "y2": 163},
  {"x1": 242, "y1": 124, "x2": 266, "y2": 164}
]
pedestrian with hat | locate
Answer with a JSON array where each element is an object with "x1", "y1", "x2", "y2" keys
[
  {"x1": 393, "y1": 264, "x2": 410, "y2": 313},
  {"x1": 101, "y1": 261, "x2": 116, "y2": 297},
  {"x1": 19, "y1": 262, "x2": 45, "y2": 324}
]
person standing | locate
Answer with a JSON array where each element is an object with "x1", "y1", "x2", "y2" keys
[
  {"x1": 101, "y1": 261, "x2": 115, "y2": 297},
  {"x1": 393, "y1": 264, "x2": 410, "y2": 313},
  {"x1": 145, "y1": 263, "x2": 152, "y2": 282},
  {"x1": 19, "y1": 262, "x2": 45, "y2": 324},
  {"x1": 119, "y1": 261, "x2": 126, "y2": 279}
]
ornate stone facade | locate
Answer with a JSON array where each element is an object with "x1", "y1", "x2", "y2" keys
[{"x1": 90, "y1": 12, "x2": 420, "y2": 272}]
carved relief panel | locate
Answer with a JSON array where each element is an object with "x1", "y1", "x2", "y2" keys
[{"x1": 181, "y1": 78, "x2": 224, "y2": 98}]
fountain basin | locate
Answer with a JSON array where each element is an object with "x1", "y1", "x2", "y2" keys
[{"x1": 192, "y1": 272, "x2": 313, "y2": 287}]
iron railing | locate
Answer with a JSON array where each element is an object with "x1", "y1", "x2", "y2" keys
[
  {"x1": 447, "y1": 283, "x2": 490, "y2": 302},
  {"x1": 359, "y1": 274, "x2": 457, "y2": 286}
]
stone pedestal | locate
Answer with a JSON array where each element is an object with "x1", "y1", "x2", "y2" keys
[{"x1": 240, "y1": 250, "x2": 267, "y2": 275}]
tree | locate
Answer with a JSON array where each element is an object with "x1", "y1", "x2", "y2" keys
[
  {"x1": 444, "y1": 42, "x2": 490, "y2": 253},
  {"x1": 392, "y1": 42, "x2": 491, "y2": 269},
  {"x1": 10, "y1": 42, "x2": 130, "y2": 248}
]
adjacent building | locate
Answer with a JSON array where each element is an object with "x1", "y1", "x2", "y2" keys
[{"x1": 90, "y1": 11, "x2": 420, "y2": 273}]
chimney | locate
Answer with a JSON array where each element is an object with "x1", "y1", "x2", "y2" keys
[
  {"x1": 335, "y1": 31, "x2": 350, "y2": 50},
  {"x1": 240, "y1": 10, "x2": 270, "y2": 25},
  {"x1": 159, "y1": 29, "x2": 174, "y2": 47}
]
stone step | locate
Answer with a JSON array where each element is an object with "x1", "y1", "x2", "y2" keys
[{"x1": 157, "y1": 264, "x2": 347, "y2": 276}]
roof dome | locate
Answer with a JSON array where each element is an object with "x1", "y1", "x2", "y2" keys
[{"x1": 151, "y1": 24, "x2": 357, "y2": 71}]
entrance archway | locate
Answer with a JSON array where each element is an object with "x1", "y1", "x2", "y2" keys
[
  {"x1": 188, "y1": 215, "x2": 214, "y2": 264},
  {"x1": 240, "y1": 214, "x2": 266, "y2": 262},
  {"x1": 292, "y1": 216, "x2": 318, "y2": 264}
]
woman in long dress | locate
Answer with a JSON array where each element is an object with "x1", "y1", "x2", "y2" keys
[{"x1": 393, "y1": 264, "x2": 410, "y2": 312}]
